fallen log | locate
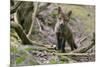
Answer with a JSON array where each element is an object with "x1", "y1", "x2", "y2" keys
[
  {"x1": 54, "y1": 53, "x2": 95, "y2": 56},
  {"x1": 59, "y1": 55, "x2": 77, "y2": 63},
  {"x1": 11, "y1": 22, "x2": 54, "y2": 48},
  {"x1": 11, "y1": 22, "x2": 33, "y2": 45}
]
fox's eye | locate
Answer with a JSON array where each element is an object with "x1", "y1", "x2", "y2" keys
[
  {"x1": 59, "y1": 17, "x2": 61, "y2": 19},
  {"x1": 65, "y1": 17, "x2": 70, "y2": 21}
]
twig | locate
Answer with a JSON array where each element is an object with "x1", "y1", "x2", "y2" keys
[{"x1": 36, "y1": 18, "x2": 42, "y2": 32}]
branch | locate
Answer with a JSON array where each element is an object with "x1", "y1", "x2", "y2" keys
[
  {"x1": 59, "y1": 55, "x2": 77, "y2": 63},
  {"x1": 55, "y1": 53, "x2": 95, "y2": 63},
  {"x1": 55, "y1": 53, "x2": 95, "y2": 56},
  {"x1": 70, "y1": 32, "x2": 95, "y2": 53},
  {"x1": 27, "y1": 3, "x2": 51, "y2": 37},
  {"x1": 35, "y1": 18, "x2": 42, "y2": 32},
  {"x1": 77, "y1": 36, "x2": 87, "y2": 44},
  {"x1": 70, "y1": 41, "x2": 95, "y2": 53},
  {"x1": 27, "y1": 2, "x2": 39, "y2": 37}
]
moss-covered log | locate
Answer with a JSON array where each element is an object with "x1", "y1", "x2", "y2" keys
[{"x1": 11, "y1": 22, "x2": 33, "y2": 45}]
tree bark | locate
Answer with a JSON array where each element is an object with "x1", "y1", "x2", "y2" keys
[{"x1": 10, "y1": 1, "x2": 23, "y2": 14}]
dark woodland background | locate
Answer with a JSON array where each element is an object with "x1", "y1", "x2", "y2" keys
[{"x1": 10, "y1": 0, "x2": 95, "y2": 66}]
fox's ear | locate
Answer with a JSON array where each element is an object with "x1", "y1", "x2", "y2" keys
[
  {"x1": 58, "y1": 7, "x2": 62, "y2": 14},
  {"x1": 67, "y1": 10, "x2": 72, "y2": 17}
]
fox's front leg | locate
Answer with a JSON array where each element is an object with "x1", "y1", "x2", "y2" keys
[
  {"x1": 56, "y1": 33, "x2": 62, "y2": 50},
  {"x1": 61, "y1": 38, "x2": 66, "y2": 52}
]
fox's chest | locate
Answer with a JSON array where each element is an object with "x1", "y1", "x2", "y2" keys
[{"x1": 56, "y1": 24, "x2": 72, "y2": 38}]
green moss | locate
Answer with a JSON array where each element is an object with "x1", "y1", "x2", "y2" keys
[
  {"x1": 59, "y1": 61, "x2": 65, "y2": 64},
  {"x1": 25, "y1": 48, "x2": 33, "y2": 51},
  {"x1": 29, "y1": 60, "x2": 39, "y2": 65},
  {"x1": 10, "y1": 28, "x2": 22, "y2": 47},
  {"x1": 11, "y1": 47, "x2": 18, "y2": 53},
  {"x1": 16, "y1": 56, "x2": 25, "y2": 64},
  {"x1": 50, "y1": 59, "x2": 57, "y2": 64},
  {"x1": 60, "y1": 56, "x2": 69, "y2": 63},
  {"x1": 50, "y1": 11, "x2": 58, "y2": 17},
  {"x1": 10, "y1": 29, "x2": 19, "y2": 38}
]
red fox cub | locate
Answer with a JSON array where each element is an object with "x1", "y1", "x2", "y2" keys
[{"x1": 55, "y1": 7, "x2": 77, "y2": 52}]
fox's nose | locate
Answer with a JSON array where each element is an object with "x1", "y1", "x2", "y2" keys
[
  {"x1": 60, "y1": 24, "x2": 64, "y2": 28},
  {"x1": 61, "y1": 24, "x2": 64, "y2": 26}
]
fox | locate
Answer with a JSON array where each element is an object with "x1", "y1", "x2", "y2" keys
[{"x1": 55, "y1": 7, "x2": 77, "y2": 52}]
